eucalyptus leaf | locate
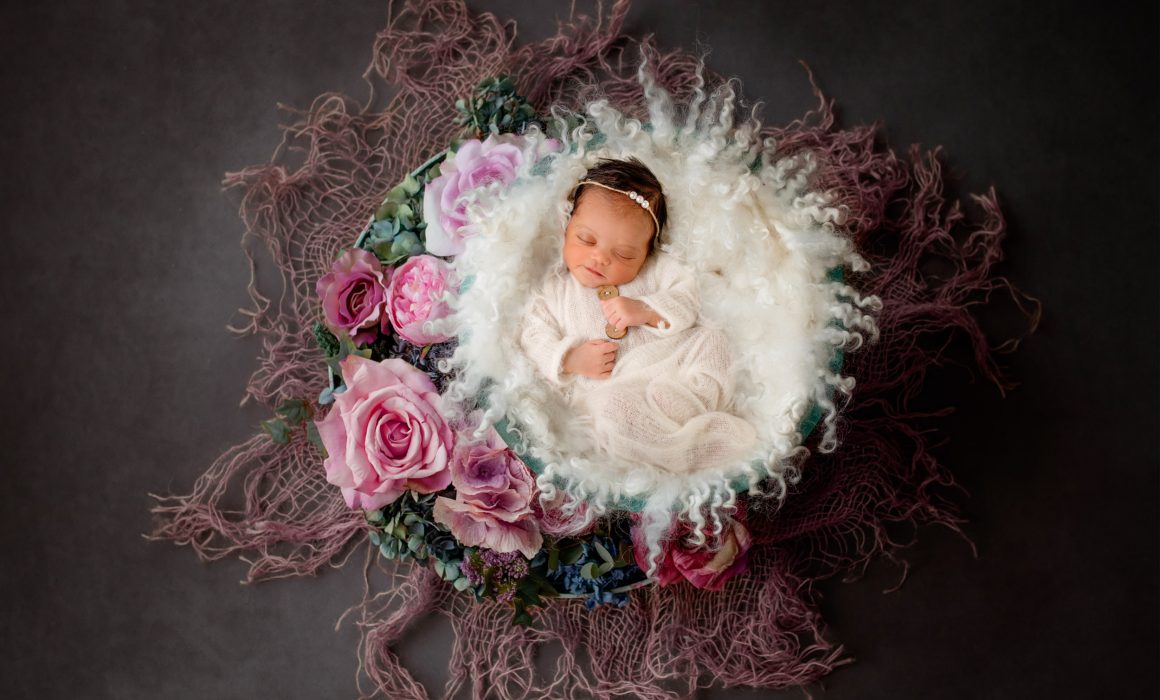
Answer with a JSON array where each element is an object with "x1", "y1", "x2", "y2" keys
[
  {"x1": 261, "y1": 419, "x2": 290, "y2": 444},
  {"x1": 580, "y1": 562, "x2": 596, "y2": 580},
  {"x1": 592, "y1": 540, "x2": 614, "y2": 565},
  {"x1": 453, "y1": 576, "x2": 472, "y2": 592}
]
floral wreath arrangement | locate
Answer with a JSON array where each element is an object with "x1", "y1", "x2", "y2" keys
[
  {"x1": 150, "y1": 2, "x2": 1039, "y2": 696},
  {"x1": 294, "y1": 69, "x2": 852, "y2": 621}
]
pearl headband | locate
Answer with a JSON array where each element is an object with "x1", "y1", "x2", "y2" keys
[{"x1": 574, "y1": 179, "x2": 661, "y2": 234}]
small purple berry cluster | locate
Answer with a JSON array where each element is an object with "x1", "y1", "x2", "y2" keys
[{"x1": 460, "y1": 548, "x2": 531, "y2": 603}]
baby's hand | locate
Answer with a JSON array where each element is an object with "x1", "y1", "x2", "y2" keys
[
  {"x1": 600, "y1": 296, "x2": 663, "y2": 332},
  {"x1": 562, "y1": 340, "x2": 618, "y2": 379}
]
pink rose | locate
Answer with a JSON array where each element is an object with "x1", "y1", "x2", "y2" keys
[
  {"x1": 316, "y1": 248, "x2": 391, "y2": 345},
  {"x1": 385, "y1": 254, "x2": 456, "y2": 346},
  {"x1": 422, "y1": 135, "x2": 525, "y2": 257},
  {"x1": 632, "y1": 508, "x2": 753, "y2": 591},
  {"x1": 432, "y1": 432, "x2": 543, "y2": 559},
  {"x1": 315, "y1": 355, "x2": 454, "y2": 510},
  {"x1": 534, "y1": 491, "x2": 595, "y2": 538}
]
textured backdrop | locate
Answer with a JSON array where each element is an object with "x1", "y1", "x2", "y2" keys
[{"x1": 0, "y1": 1, "x2": 1156, "y2": 698}]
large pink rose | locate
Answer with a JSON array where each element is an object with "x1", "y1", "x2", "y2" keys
[
  {"x1": 385, "y1": 254, "x2": 456, "y2": 346},
  {"x1": 422, "y1": 135, "x2": 525, "y2": 257},
  {"x1": 315, "y1": 248, "x2": 391, "y2": 345},
  {"x1": 432, "y1": 432, "x2": 543, "y2": 559},
  {"x1": 632, "y1": 508, "x2": 753, "y2": 591},
  {"x1": 315, "y1": 355, "x2": 454, "y2": 510}
]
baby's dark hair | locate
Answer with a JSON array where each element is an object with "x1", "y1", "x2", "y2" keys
[{"x1": 571, "y1": 157, "x2": 668, "y2": 254}]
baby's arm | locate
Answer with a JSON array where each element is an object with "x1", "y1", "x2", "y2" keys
[
  {"x1": 520, "y1": 289, "x2": 587, "y2": 385},
  {"x1": 630, "y1": 255, "x2": 700, "y2": 336}
]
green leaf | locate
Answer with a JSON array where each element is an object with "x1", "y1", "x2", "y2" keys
[
  {"x1": 547, "y1": 545, "x2": 560, "y2": 573},
  {"x1": 407, "y1": 534, "x2": 424, "y2": 553},
  {"x1": 261, "y1": 418, "x2": 290, "y2": 444},
  {"x1": 511, "y1": 602, "x2": 534, "y2": 627},
  {"x1": 453, "y1": 576, "x2": 472, "y2": 592},
  {"x1": 560, "y1": 545, "x2": 584, "y2": 565},
  {"x1": 366, "y1": 509, "x2": 384, "y2": 524},
  {"x1": 306, "y1": 421, "x2": 326, "y2": 457},
  {"x1": 592, "y1": 540, "x2": 614, "y2": 566},
  {"x1": 312, "y1": 321, "x2": 341, "y2": 357},
  {"x1": 580, "y1": 562, "x2": 597, "y2": 580},
  {"x1": 368, "y1": 531, "x2": 382, "y2": 546},
  {"x1": 276, "y1": 399, "x2": 312, "y2": 424}
]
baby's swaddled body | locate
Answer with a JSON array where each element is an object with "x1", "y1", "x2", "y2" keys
[{"x1": 520, "y1": 252, "x2": 756, "y2": 473}]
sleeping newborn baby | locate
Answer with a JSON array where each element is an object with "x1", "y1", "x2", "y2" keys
[{"x1": 519, "y1": 157, "x2": 756, "y2": 473}]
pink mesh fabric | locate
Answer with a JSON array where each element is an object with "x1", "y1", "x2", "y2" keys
[{"x1": 148, "y1": 1, "x2": 1040, "y2": 696}]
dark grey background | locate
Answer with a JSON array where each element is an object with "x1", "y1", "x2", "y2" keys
[{"x1": 2, "y1": 1, "x2": 1156, "y2": 698}]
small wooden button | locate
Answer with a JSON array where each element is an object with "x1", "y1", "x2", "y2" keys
[
  {"x1": 605, "y1": 323, "x2": 627, "y2": 340},
  {"x1": 596, "y1": 285, "x2": 619, "y2": 300}
]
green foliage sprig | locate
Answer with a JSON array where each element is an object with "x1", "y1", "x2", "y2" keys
[
  {"x1": 365, "y1": 491, "x2": 478, "y2": 592},
  {"x1": 455, "y1": 75, "x2": 539, "y2": 137}
]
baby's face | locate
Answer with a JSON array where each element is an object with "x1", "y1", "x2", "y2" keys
[{"x1": 563, "y1": 189, "x2": 654, "y2": 287}]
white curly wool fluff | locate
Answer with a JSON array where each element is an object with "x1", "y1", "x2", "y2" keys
[{"x1": 438, "y1": 63, "x2": 880, "y2": 573}]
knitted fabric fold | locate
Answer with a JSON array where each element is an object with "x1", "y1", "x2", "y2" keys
[{"x1": 148, "y1": 1, "x2": 1040, "y2": 696}]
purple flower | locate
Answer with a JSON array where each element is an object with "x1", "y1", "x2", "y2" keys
[
  {"x1": 316, "y1": 248, "x2": 391, "y2": 345},
  {"x1": 432, "y1": 431, "x2": 543, "y2": 559}
]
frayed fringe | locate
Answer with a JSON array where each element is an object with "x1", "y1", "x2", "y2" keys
[{"x1": 148, "y1": 0, "x2": 1040, "y2": 696}]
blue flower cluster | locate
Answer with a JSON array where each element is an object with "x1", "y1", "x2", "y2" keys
[{"x1": 541, "y1": 535, "x2": 645, "y2": 610}]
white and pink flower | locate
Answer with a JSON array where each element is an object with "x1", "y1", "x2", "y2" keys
[
  {"x1": 422, "y1": 135, "x2": 526, "y2": 257},
  {"x1": 385, "y1": 254, "x2": 456, "y2": 346}
]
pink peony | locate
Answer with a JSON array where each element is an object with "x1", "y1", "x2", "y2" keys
[
  {"x1": 316, "y1": 248, "x2": 391, "y2": 345},
  {"x1": 422, "y1": 135, "x2": 525, "y2": 257},
  {"x1": 386, "y1": 254, "x2": 456, "y2": 346},
  {"x1": 432, "y1": 431, "x2": 543, "y2": 559},
  {"x1": 315, "y1": 355, "x2": 454, "y2": 510},
  {"x1": 632, "y1": 508, "x2": 753, "y2": 591}
]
